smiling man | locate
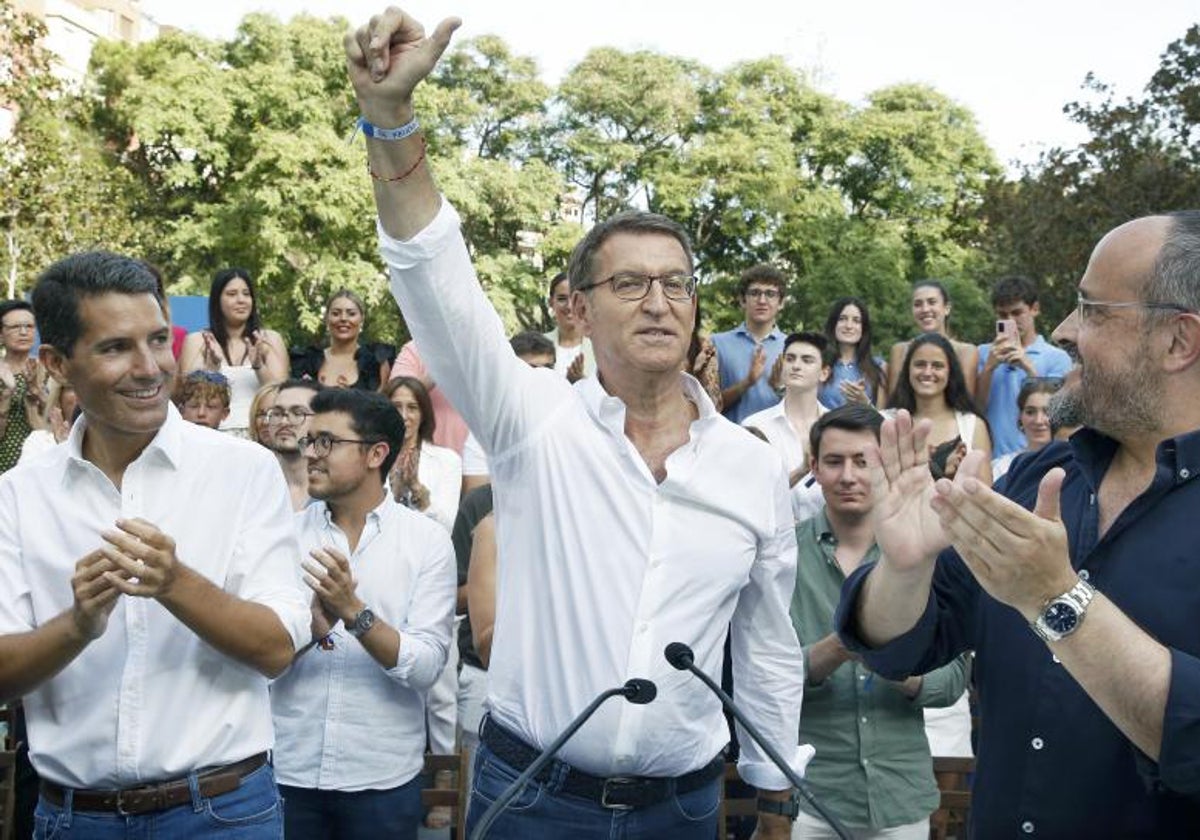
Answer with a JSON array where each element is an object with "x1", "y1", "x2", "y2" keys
[
  {"x1": 344, "y1": 9, "x2": 808, "y2": 838},
  {"x1": 0, "y1": 251, "x2": 309, "y2": 839},
  {"x1": 270, "y1": 388, "x2": 454, "y2": 840},
  {"x1": 837, "y1": 213, "x2": 1200, "y2": 836}
]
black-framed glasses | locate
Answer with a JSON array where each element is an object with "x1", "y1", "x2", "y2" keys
[
  {"x1": 1075, "y1": 291, "x2": 1194, "y2": 321},
  {"x1": 266, "y1": 406, "x2": 314, "y2": 424},
  {"x1": 298, "y1": 433, "x2": 382, "y2": 458},
  {"x1": 744, "y1": 288, "x2": 782, "y2": 301},
  {"x1": 577, "y1": 272, "x2": 697, "y2": 302}
]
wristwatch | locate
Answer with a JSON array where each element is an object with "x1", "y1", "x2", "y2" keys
[
  {"x1": 756, "y1": 791, "x2": 800, "y2": 821},
  {"x1": 1031, "y1": 577, "x2": 1095, "y2": 642},
  {"x1": 347, "y1": 607, "x2": 376, "y2": 639}
]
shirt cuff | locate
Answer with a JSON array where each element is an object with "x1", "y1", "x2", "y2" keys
[
  {"x1": 737, "y1": 744, "x2": 815, "y2": 792},
  {"x1": 1144, "y1": 647, "x2": 1200, "y2": 796},
  {"x1": 376, "y1": 199, "x2": 461, "y2": 269},
  {"x1": 834, "y1": 561, "x2": 939, "y2": 680}
]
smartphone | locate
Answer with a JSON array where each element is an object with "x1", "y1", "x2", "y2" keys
[{"x1": 996, "y1": 318, "x2": 1017, "y2": 340}]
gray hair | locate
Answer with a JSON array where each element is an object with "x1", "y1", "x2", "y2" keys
[
  {"x1": 566, "y1": 212, "x2": 695, "y2": 292},
  {"x1": 1145, "y1": 211, "x2": 1200, "y2": 314}
]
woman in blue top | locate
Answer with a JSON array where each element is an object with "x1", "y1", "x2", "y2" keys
[{"x1": 818, "y1": 297, "x2": 886, "y2": 409}]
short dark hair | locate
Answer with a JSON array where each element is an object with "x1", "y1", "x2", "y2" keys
[
  {"x1": 32, "y1": 251, "x2": 161, "y2": 356},
  {"x1": 0, "y1": 299, "x2": 33, "y2": 324},
  {"x1": 784, "y1": 331, "x2": 834, "y2": 368},
  {"x1": 310, "y1": 388, "x2": 403, "y2": 480},
  {"x1": 547, "y1": 272, "x2": 569, "y2": 298},
  {"x1": 510, "y1": 330, "x2": 555, "y2": 360},
  {"x1": 567, "y1": 212, "x2": 694, "y2": 293},
  {"x1": 991, "y1": 275, "x2": 1039, "y2": 308},
  {"x1": 382, "y1": 376, "x2": 435, "y2": 442},
  {"x1": 275, "y1": 378, "x2": 324, "y2": 398},
  {"x1": 738, "y1": 264, "x2": 787, "y2": 298},
  {"x1": 208, "y1": 268, "x2": 262, "y2": 364},
  {"x1": 809, "y1": 404, "x2": 884, "y2": 460}
]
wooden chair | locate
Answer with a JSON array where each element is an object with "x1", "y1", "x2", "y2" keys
[
  {"x1": 717, "y1": 762, "x2": 757, "y2": 839},
  {"x1": 929, "y1": 756, "x2": 974, "y2": 840},
  {"x1": 422, "y1": 751, "x2": 468, "y2": 839}
]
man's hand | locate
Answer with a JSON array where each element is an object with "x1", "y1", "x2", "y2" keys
[
  {"x1": 987, "y1": 337, "x2": 1034, "y2": 375},
  {"x1": 303, "y1": 547, "x2": 364, "y2": 625},
  {"x1": 566, "y1": 353, "x2": 585, "y2": 383},
  {"x1": 866, "y1": 410, "x2": 953, "y2": 572},
  {"x1": 748, "y1": 345, "x2": 768, "y2": 388},
  {"x1": 344, "y1": 8, "x2": 461, "y2": 123},
  {"x1": 310, "y1": 591, "x2": 338, "y2": 640},
  {"x1": 931, "y1": 454, "x2": 1077, "y2": 621},
  {"x1": 70, "y1": 550, "x2": 126, "y2": 641},
  {"x1": 98, "y1": 518, "x2": 180, "y2": 599}
]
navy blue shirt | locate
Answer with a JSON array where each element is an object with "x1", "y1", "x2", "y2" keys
[{"x1": 836, "y1": 429, "x2": 1200, "y2": 838}]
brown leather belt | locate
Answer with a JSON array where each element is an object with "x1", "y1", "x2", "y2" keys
[{"x1": 39, "y1": 752, "x2": 268, "y2": 815}]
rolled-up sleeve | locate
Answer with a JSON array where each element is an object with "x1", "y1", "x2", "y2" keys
[
  {"x1": 228, "y1": 449, "x2": 310, "y2": 653},
  {"x1": 1143, "y1": 648, "x2": 1200, "y2": 797},
  {"x1": 913, "y1": 652, "x2": 971, "y2": 709},
  {"x1": 387, "y1": 527, "x2": 456, "y2": 691},
  {"x1": 732, "y1": 473, "x2": 814, "y2": 789}
]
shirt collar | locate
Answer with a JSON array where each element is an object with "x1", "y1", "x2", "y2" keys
[
  {"x1": 1069, "y1": 426, "x2": 1200, "y2": 489},
  {"x1": 65, "y1": 402, "x2": 183, "y2": 474},
  {"x1": 579, "y1": 372, "x2": 719, "y2": 437},
  {"x1": 734, "y1": 323, "x2": 784, "y2": 342}
]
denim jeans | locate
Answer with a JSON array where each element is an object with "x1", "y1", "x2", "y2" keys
[
  {"x1": 278, "y1": 774, "x2": 423, "y2": 840},
  {"x1": 466, "y1": 742, "x2": 721, "y2": 840},
  {"x1": 33, "y1": 762, "x2": 283, "y2": 839}
]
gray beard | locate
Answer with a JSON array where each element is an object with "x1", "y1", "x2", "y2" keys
[{"x1": 1047, "y1": 387, "x2": 1085, "y2": 430}]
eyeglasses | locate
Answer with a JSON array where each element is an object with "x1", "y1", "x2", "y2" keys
[
  {"x1": 577, "y1": 272, "x2": 697, "y2": 302},
  {"x1": 744, "y1": 288, "x2": 782, "y2": 301},
  {"x1": 297, "y1": 433, "x2": 382, "y2": 457},
  {"x1": 1075, "y1": 292, "x2": 1195, "y2": 321},
  {"x1": 266, "y1": 406, "x2": 314, "y2": 424},
  {"x1": 2, "y1": 323, "x2": 35, "y2": 334}
]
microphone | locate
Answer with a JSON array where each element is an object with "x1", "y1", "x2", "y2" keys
[
  {"x1": 664, "y1": 642, "x2": 852, "y2": 840},
  {"x1": 470, "y1": 678, "x2": 657, "y2": 840}
]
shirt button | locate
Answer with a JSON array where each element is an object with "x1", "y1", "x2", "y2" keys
[
  {"x1": 1181, "y1": 468, "x2": 1191, "y2": 479},
  {"x1": 1079, "y1": 569, "x2": 1090, "y2": 581},
  {"x1": 860, "y1": 717, "x2": 868, "y2": 724},
  {"x1": 638, "y1": 623, "x2": 649, "y2": 634},
  {"x1": 859, "y1": 674, "x2": 867, "y2": 681},
  {"x1": 1022, "y1": 821, "x2": 1035, "y2": 833},
  {"x1": 1031, "y1": 737, "x2": 1044, "y2": 750},
  {"x1": 1051, "y1": 655, "x2": 1060, "y2": 664},
  {"x1": 861, "y1": 758, "x2": 869, "y2": 766}
]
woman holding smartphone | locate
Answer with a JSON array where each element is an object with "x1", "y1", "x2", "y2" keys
[{"x1": 179, "y1": 268, "x2": 288, "y2": 436}]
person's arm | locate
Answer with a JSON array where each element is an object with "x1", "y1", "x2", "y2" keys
[
  {"x1": 101, "y1": 518, "x2": 299, "y2": 678},
  {"x1": 905, "y1": 652, "x2": 971, "y2": 708},
  {"x1": 975, "y1": 343, "x2": 997, "y2": 410},
  {"x1": 803, "y1": 632, "x2": 854, "y2": 685},
  {"x1": 930, "y1": 461, "x2": 1172, "y2": 761},
  {"x1": 957, "y1": 344, "x2": 979, "y2": 396},
  {"x1": 177, "y1": 332, "x2": 213, "y2": 374},
  {"x1": 465, "y1": 512, "x2": 496, "y2": 667},
  {"x1": 254, "y1": 329, "x2": 290, "y2": 383},
  {"x1": 880, "y1": 343, "x2": 907, "y2": 409},
  {"x1": 720, "y1": 344, "x2": 765, "y2": 411},
  {"x1": 419, "y1": 446, "x2": 461, "y2": 531},
  {"x1": 729, "y1": 471, "x2": 809, "y2": 839}
]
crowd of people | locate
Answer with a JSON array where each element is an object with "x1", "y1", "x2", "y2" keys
[{"x1": 0, "y1": 6, "x2": 1197, "y2": 840}]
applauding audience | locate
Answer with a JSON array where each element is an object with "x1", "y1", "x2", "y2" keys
[{"x1": 290, "y1": 289, "x2": 395, "y2": 391}]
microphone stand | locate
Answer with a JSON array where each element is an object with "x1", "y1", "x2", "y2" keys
[
  {"x1": 470, "y1": 679, "x2": 656, "y2": 840},
  {"x1": 665, "y1": 642, "x2": 852, "y2": 840}
]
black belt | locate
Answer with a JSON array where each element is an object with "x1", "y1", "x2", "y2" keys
[
  {"x1": 480, "y1": 716, "x2": 723, "y2": 810},
  {"x1": 40, "y1": 752, "x2": 269, "y2": 815}
]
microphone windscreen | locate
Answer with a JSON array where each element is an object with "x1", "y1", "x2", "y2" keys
[
  {"x1": 622, "y1": 678, "x2": 657, "y2": 705},
  {"x1": 664, "y1": 642, "x2": 694, "y2": 670}
]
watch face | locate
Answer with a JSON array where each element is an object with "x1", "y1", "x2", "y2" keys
[{"x1": 1044, "y1": 601, "x2": 1080, "y2": 634}]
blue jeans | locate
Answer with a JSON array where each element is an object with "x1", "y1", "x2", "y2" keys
[
  {"x1": 466, "y1": 742, "x2": 721, "y2": 840},
  {"x1": 278, "y1": 775, "x2": 423, "y2": 840},
  {"x1": 33, "y1": 762, "x2": 283, "y2": 839}
]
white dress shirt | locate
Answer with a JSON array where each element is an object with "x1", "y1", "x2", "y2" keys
[
  {"x1": 741, "y1": 400, "x2": 827, "y2": 524},
  {"x1": 0, "y1": 405, "x2": 310, "y2": 788},
  {"x1": 379, "y1": 201, "x2": 812, "y2": 790},
  {"x1": 416, "y1": 440, "x2": 462, "y2": 532},
  {"x1": 271, "y1": 496, "x2": 455, "y2": 791}
]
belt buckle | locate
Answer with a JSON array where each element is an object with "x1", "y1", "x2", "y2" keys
[
  {"x1": 600, "y1": 777, "x2": 637, "y2": 810},
  {"x1": 115, "y1": 786, "x2": 156, "y2": 816}
]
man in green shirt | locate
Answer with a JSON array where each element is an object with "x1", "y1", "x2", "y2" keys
[{"x1": 791, "y1": 405, "x2": 970, "y2": 838}]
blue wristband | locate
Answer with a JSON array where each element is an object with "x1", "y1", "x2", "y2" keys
[{"x1": 357, "y1": 116, "x2": 420, "y2": 141}]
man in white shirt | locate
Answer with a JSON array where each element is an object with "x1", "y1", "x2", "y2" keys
[
  {"x1": 271, "y1": 388, "x2": 454, "y2": 840},
  {"x1": 743, "y1": 331, "x2": 832, "y2": 524},
  {"x1": 346, "y1": 11, "x2": 809, "y2": 838},
  {"x1": 0, "y1": 251, "x2": 309, "y2": 839}
]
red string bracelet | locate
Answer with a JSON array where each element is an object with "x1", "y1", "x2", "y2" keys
[{"x1": 367, "y1": 136, "x2": 427, "y2": 183}]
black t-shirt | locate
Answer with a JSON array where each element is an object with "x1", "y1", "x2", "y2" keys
[{"x1": 452, "y1": 484, "x2": 494, "y2": 670}]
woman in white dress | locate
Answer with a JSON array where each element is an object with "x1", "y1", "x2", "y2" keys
[{"x1": 179, "y1": 268, "x2": 288, "y2": 436}]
